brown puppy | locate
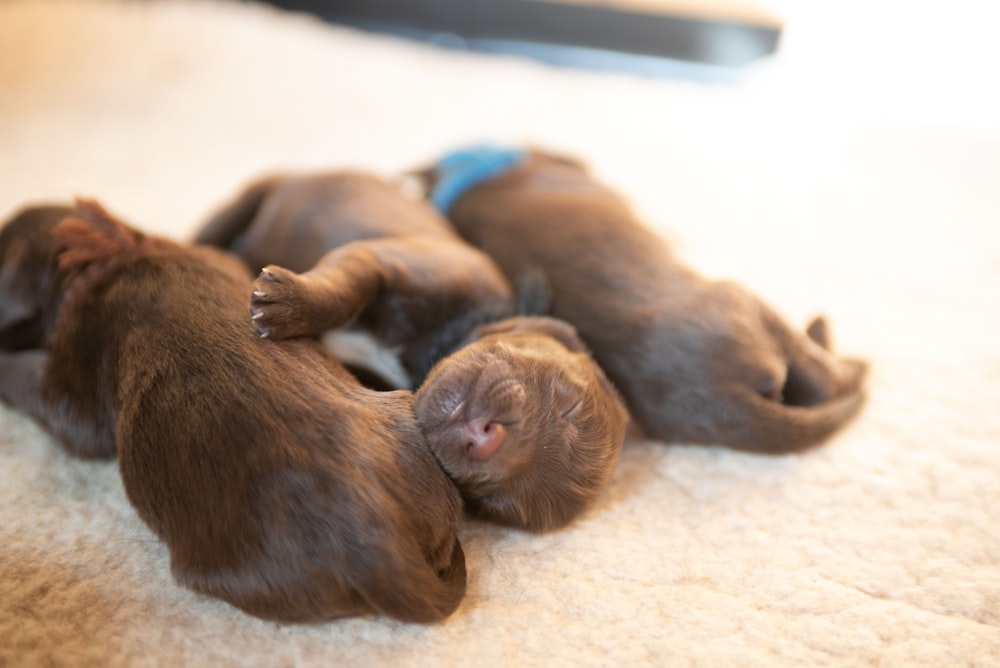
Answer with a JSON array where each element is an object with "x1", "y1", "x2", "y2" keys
[
  {"x1": 196, "y1": 171, "x2": 514, "y2": 382},
  {"x1": 0, "y1": 200, "x2": 465, "y2": 623},
  {"x1": 196, "y1": 171, "x2": 628, "y2": 531},
  {"x1": 419, "y1": 146, "x2": 868, "y2": 453}
]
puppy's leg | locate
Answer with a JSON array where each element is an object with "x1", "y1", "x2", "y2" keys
[
  {"x1": 766, "y1": 311, "x2": 868, "y2": 407},
  {"x1": 806, "y1": 316, "x2": 831, "y2": 350},
  {"x1": 250, "y1": 243, "x2": 384, "y2": 340},
  {"x1": 0, "y1": 350, "x2": 116, "y2": 458}
]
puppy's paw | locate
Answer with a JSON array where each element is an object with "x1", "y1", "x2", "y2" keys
[{"x1": 249, "y1": 266, "x2": 315, "y2": 340}]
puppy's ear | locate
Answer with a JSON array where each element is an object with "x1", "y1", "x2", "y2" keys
[
  {"x1": 0, "y1": 267, "x2": 36, "y2": 329},
  {"x1": 0, "y1": 207, "x2": 59, "y2": 347},
  {"x1": 472, "y1": 315, "x2": 587, "y2": 352},
  {"x1": 0, "y1": 294, "x2": 41, "y2": 351}
]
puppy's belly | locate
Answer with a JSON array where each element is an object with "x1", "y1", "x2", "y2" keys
[{"x1": 321, "y1": 329, "x2": 411, "y2": 389}]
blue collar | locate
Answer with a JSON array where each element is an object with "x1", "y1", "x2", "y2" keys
[{"x1": 429, "y1": 144, "x2": 527, "y2": 214}]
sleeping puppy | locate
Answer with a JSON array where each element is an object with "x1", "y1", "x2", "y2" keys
[
  {"x1": 195, "y1": 171, "x2": 515, "y2": 384},
  {"x1": 417, "y1": 145, "x2": 869, "y2": 453},
  {"x1": 0, "y1": 200, "x2": 466, "y2": 623},
  {"x1": 195, "y1": 171, "x2": 628, "y2": 531}
]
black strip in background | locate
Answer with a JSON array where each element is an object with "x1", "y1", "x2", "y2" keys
[{"x1": 264, "y1": 0, "x2": 782, "y2": 67}]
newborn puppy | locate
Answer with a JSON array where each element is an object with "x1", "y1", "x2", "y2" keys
[
  {"x1": 196, "y1": 171, "x2": 514, "y2": 383},
  {"x1": 415, "y1": 315, "x2": 626, "y2": 529},
  {"x1": 196, "y1": 171, "x2": 628, "y2": 531},
  {"x1": 419, "y1": 145, "x2": 869, "y2": 453},
  {"x1": 0, "y1": 200, "x2": 465, "y2": 623}
]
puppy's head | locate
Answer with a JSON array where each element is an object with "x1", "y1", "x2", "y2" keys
[
  {"x1": 1, "y1": 199, "x2": 150, "y2": 350},
  {"x1": 0, "y1": 205, "x2": 74, "y2": 349},
  {"x1": 415, "y1": 316, "x2": 628, "y2": 532}
]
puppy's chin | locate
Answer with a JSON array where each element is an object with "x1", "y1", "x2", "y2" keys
[{"x1": 415, "y1": 331, "x2": 627, "y2": 532}]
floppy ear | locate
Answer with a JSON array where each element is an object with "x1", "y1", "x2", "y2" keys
[
  {"x1": 471, "y1": 315, "x2": 588, "y2": 353},
  {"x1": 0, "y1": 204, "x2": 77, "y2": 348},
  {"x1": 0, "y1": 271, "x2": 42, "y2": 350},
  {"x1": 0, "y1": 268, "x2": 37, "y2": 330},
  {"x1": 0, "y1": 229, "x2": 44, "y2": 347}
]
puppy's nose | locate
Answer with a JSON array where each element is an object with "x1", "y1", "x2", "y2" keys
[{"x1": 464, "y1": 418, "x2": 506, "y2": 461}]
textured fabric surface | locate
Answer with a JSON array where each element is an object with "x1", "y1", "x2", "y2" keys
[{"x1": 1, "y1": 1, "x2": 998, "y2": 666}]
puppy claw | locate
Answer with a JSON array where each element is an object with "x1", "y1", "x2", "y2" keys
[
  {"x1": 252, "y1": 289, "x2": 266, "y2": 299},
  {"x1": 251, "y1": 311, "x2": 264, "y2": 321}
]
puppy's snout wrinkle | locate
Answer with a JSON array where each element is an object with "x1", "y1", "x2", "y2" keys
[{"x1": 472, "y1": 373, "x2": 526, "y2": 415}]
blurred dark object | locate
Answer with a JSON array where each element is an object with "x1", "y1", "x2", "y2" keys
[{"x1": 265, "y1": 0, "x2": 783, "y2": 69}]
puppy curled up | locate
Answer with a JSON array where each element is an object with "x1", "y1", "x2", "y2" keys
[
  {"x1": 0, "y1": 200, "x2": 466, "y2": 623},
  {"x1": 196, "y1": 171, "x2": 629, "y2": 531},
  {"x1": 419, "y1": 145, "x2": 869, "y2": 453}
]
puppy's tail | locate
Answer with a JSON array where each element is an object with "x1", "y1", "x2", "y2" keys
[
  {"x1": 193, "y1": 177, "x2": 276, "y2": 248},
  {"x1": 715, "y1": 379, "x2": 867, "y2": 454}
]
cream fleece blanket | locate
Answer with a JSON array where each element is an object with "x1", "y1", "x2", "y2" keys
[{"x1": 1, "y1": 1, "x2": 998, "y2": 666}]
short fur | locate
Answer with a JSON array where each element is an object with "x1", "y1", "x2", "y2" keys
[
  {"x1": 421, "y1": 150, "x2": 869, "y2": 453},
  {"x1": 415, "y1": 315, "x2": 628, "y2": 529},
  {"x1": 196, "y1": 172, "x2": 629, "y2": 531},
  {"x1": 0, "y1": 201, "x2": 466, "y2": 623}
]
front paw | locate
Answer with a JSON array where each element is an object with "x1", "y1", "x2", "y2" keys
[{"x1": 249, "y1": 266, "x2": 314, "y2": 340}]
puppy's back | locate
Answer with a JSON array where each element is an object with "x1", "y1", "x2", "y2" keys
[
  {"x1": 118, "y1": 259, "x2": 466, "y2": 622},
  {"x1": 443, "y1": 153, "x2": 868, "y2": 453},
  {"x1": 197, "y1": 171, "x2": 461, "y2": 273},
  {"x1": 51, "y1": 203, "x2": 467, "y2": 622}
]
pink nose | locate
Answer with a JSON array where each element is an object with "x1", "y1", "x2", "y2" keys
[{"x1": 464, "y1": 418, "x2": 506, "y2": 461}]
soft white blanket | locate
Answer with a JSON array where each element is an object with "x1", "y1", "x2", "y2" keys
[{"x1": 1, "y1": 1, "x2": 998, "y2": 666}]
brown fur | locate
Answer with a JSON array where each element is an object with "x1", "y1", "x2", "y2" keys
[
  {"x1": 0, "y1": 200, "x2": 466, "y2": 623},
  {"x1": 196, "y1": 171, "x2": 629, "y2": 531},
  {"x1": 415, "y1": 315, "x2": 627, "y2": 529},
  {"x1": 422, "y1": 150, "x2": 869, "y2": 453}
]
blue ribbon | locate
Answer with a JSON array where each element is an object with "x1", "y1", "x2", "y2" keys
[{"x1": 430, "y1": 144, "x2": 527, "y2": 214}]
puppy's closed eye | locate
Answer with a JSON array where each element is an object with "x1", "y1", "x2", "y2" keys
[
  {"x1": 550, "y1": 377, "x2": 583, "y2": 419},
  {"x1": 561, "y1": 398, "x2": 582, "y2": 420}
]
